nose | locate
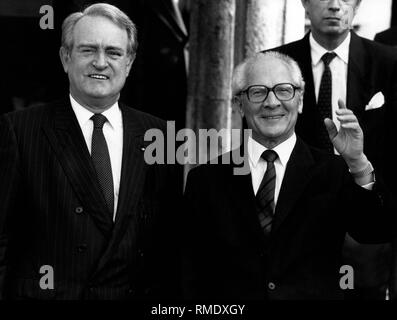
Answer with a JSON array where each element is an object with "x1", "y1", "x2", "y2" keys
[
  {"x1": 328, "y1": 0, "x2": 341, "y2": 12},
  {"x1": 263, "y1": 91, "x2": 281, "y2": 109},
  {"x1": 92, "y1": 51, "x2": 108, "y2": 69}
]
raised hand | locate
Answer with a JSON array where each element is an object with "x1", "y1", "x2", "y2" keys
[{"x1": 324, "y1": 99, "x2": 364, "y2": 163}]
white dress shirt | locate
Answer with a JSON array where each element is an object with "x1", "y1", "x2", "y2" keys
[
  {"x1": 70, "y1": 94, "x2": 123, "y2": 220},
  {"x1": 248, "y1": 134, "x2": 297, "y2": 205},
  {"x1": 248, "y1": 131, "x2": 373, "y2": 203},
  {"x1": 310, "y1": 32, "x2": 350, "y2": 134}
]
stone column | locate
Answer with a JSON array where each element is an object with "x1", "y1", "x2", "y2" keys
[{"x1": 185, "y1": 0, "x2": 236, "y2": 175}]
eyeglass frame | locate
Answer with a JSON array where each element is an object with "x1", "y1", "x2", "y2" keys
[{"x1": 237, "y1": 83, "x2": 302, "y2": 103}]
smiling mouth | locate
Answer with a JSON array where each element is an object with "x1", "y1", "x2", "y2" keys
[
  {"x1": 88, "y1": 74, "x2": 109, "y2": 80},
  {"x1": 325, "y1": 17, "x2": 341, "y2": 21},
  {"x1": 262, "y1": 115, "x2": 284, "y2": 120}
]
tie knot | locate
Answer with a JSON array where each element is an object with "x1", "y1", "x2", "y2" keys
[
  {"x1": 261, "y1": 150, "x2": 278, "y2": 163},
  {"x1": 91, "y1": 113, "x2": 108, "y2": 129},
  {"x1": 321, "y1": 52, "x2": 337, "y2": 66}
]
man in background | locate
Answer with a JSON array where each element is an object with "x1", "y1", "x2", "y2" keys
[{"x1": 267, "y1": 0, "x2": 397, "y2": 299}]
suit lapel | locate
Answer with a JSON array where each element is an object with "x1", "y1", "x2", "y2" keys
[
  {"x1": 271, "y1": 138, "x2": 315, "y2": 234},
  {"x1": 228, "y1": 147, "x2": 271, "y2": 246},
  {"x1": 42, "y1": 98, "x2": 113, "y2": 237},
  {"x1": 112, "y1": 104, "x2": 149, "y2": 235},
  {"x1": 294, "y1": 33, "x2": 319, "y2": 137},
  {"x1": 347, "y1": 32, "x2": 372, "y2": 113},
  {"x1": 298, "y1": 33, "x2": 317, "y2": 113}
]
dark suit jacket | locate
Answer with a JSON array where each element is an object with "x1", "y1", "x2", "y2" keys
[
  {"x1": 182, "y1": 138, "x2": 395, "y2": 300},
  {"x1": 267, "y1": 32, "x2": 397, "y2": 197},
  {"x1": 267, "y1": 31, "x2": 397, "y2": 296},
  {"x1": 375, "y1": 27, "x2": 397, "y2": 47},
  {"x1": 0, "y1": 97, "x2": 182, "y2": 300}
]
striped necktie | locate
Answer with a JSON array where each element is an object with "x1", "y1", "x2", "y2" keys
[{"x1": 256, "y1": 149, "x2": 278, "y2": 236}]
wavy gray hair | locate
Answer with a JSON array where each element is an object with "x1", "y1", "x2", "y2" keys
[{"x1": 61, "y1": 3, "x2": 138, "y2": 57}]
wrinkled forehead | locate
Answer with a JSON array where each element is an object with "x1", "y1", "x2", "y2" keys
[
  {"x1": 72, "y1": 15, "x2": 129, "y2": 50},
  {"x1": 245, "y1": 57, "x2": 297, "y2": 87},
  {"x1": 305, "y1": 0, "x2": 361, "y2": 6}
]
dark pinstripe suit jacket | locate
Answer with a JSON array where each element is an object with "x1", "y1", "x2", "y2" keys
[{"x1": 0, "y1": 97, "x2": 182, "y2": 300}]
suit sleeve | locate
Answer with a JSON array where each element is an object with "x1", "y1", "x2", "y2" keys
[
  {"x1": 0, "y1": 115, "x2": 21, "y2": 299},
  {"x1": 344, "y1": 166, "x2": 397, "y2": 244},
  {"x1": 181, "y1": 166, "x2": 211, "y2": 299},
  {"x1": 385, "y1": 53, "x2": 397, "y2": 300}
]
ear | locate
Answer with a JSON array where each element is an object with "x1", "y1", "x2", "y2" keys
[
  {"x1": 298, "y1": 93, "x2": 304, "y2": 114},
  {"x1": 301, "y1": 0, "x2": 309, "y2": 12},
  {"x1": 59, "y1": 47, "x2": 70, "y2": 73},
  {"x1": 125, "y1": 53, "x2": 135, "y2": 77},
  {"x1": 353, "y1": 1, "x2": 361, "y2": 15},
  {"x1": 233, "y1": 95, "x2": 244, "y2": 117}
]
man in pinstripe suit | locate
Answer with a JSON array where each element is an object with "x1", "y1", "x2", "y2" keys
[{"x1": 0, "y1": 3, "x2": 182, "y2": 300}]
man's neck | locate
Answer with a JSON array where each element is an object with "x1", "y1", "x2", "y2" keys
[
  {"x1": 311, "y1": 30, "x2": 350, "y2": 51},
  {"x1": 252, "y1": 132, "x2": 294, "y2": 150}
]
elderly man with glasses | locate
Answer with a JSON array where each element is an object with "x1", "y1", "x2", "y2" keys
[
  {"x1": 182, "y1": 51, "x2": 396, "y2": 300},
  {"x1": 267, "y1": 0, "x2": 397, "y2": 300}
]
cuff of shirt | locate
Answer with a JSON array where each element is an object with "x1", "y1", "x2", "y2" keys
[{"x1": 360, "y1": 182, "x2": 374, "y2": 190}]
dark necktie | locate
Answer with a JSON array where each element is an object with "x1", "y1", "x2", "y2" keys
[
  {"x1": 256, "y1": 150, "x2": 278, "y2": 236},
  {"x1": 91, "y1": 113, "x2": 114, "y2": 217},
  {"x1": 317, "y1": 52, "x2": 337, "y2": 153}
]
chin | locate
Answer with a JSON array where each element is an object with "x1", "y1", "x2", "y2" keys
[
  {"x1": 86, "y1": 90, "x2": 111, "y2": 98},
  {"x1": 260, "y1": 130, "x2": 282, "y2": 139}
]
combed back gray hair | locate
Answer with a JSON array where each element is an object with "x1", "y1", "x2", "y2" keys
[
  {"x1": 232, "y1": 51, "x2": 305, "y2": 96},
  {"x1": 61, "y1": 3, "x2": 138, "y2": 56}
]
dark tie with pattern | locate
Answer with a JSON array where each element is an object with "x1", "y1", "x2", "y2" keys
[
  {"x1": 91, "y1": 113, "x2": 114, "y2": 217},
  {"x1": 317, "y1": 52, "x2": 337, "y2": 153},
  {"x1": 256, "y1": 150, "x2": 278, "y2": 236}
]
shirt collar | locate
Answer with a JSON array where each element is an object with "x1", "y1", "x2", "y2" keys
[
  {"x1": 310, "y1": 31, "x2": 350, "y2": 66},
  {"x1": 248, "y1": 133, "x2": 297, "y2": 168},
  {"x1": 69, "y1": 94, "x2": 122, "y2": 130}
]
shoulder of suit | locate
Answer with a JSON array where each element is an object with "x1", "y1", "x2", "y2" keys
[
  {"x1": 120, "y1": 102, "x2": 167, "y2": 130},
  {"x1": 375, "y1": 27, "x2": 397, "y2": 39},
  {"x1": 264, "y1": 39, "x2": 305, "y2": 55},
  {"x1": 3, "y1": 100, "x2": 55, "y2": 125},
  {"x1": 358, "y1": 34, "x2": 397, "y2": 61},
  {"x1": 186, "y1": 150, "x2": 236, "y2": 178}
]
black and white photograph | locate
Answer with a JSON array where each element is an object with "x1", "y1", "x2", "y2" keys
[{"x1": 0, "y1": 0, "x2": 396, "y2": 317}]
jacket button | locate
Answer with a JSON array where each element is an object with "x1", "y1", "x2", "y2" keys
[
  {"x1": 75, "y1": 207, "x2": 84, "y2": 214},
  {"x1": 268, "y1": 282, "x2": 276, "y2": 290},
  {"x1": 76, "y1": 244, "x2": 87, "y2": 252}
]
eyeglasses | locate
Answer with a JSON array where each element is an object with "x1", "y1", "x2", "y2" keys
[{"x1": 238, "y1": 83, "x2": 301, "y2": 103}]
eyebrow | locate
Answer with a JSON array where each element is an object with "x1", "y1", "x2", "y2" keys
[{"x1": 76, "y1": 43, "x2": 125, "y2": 52}]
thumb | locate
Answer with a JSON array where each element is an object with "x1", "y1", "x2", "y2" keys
[{"x1": 324, "y1": 118, "x2": 338, "y2": 140}]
